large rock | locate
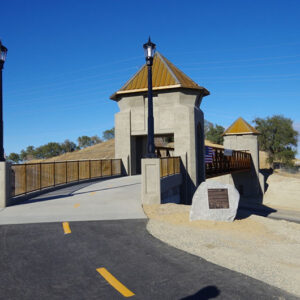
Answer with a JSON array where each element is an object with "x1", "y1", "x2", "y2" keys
[{"x1": 190, "y1": 181, "x2": 240, "y2": 222}]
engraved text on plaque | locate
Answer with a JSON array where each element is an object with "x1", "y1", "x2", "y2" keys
[{"x1": 208, "y1": 188, "x2": 229, "y2": 209}]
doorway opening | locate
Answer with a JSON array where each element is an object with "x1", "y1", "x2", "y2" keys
[{"x1": 131, "y1": 134, "x2": 174, "y2": 175}]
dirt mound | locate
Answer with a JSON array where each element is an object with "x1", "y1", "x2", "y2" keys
[{"x1": 29, "y1": 139, "x2": 115, "y2": 162}]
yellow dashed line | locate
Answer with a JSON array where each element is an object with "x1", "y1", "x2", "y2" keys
[
  {"x1": 74, "y1": 203, "x2": 80, "y2": 208},
  {"x1": 62, "y1": 222, "x2": 71, "y2": 234},
  {"x1": 96, "y1": 267, "x2": 135, "y2": 297},
  {"x1": 90, "y1": 192, "x2": 96, "y2": 195}
]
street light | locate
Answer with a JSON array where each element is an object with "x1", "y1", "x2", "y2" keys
[
  {"x1": 0, "y1": 41, "x2": 8, "y2": 161},
  {"x1": 143, "y1": 37, "x2": 156, "y2": 158}
]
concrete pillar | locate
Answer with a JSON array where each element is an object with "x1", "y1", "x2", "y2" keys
[
  {"x1": 223, "y1": 134, "x2": 264, "y2": 196},
  {"x1": 0, "y1": 162, "x2": 11, "y2": 208},
  {"x1": 141, "y1": 158, "x2": 161, "y2": 204}
]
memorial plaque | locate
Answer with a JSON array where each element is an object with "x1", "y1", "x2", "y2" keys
[
  {"x1": 191, "y1": 182, "x2": 239, "y2": 222},
  {"x1": 208, "y1": 188, "x2": 229, "y2": 209}
]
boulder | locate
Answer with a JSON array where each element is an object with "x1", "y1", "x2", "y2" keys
[{"x1": 190, "y1": 181, "x2": 240, "y2": 222}]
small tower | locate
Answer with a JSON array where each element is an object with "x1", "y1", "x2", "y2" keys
[
  {"x1": 223, "y1": 117, "x2": 264, "y2": 197},
  {"x1": 110, "y1": 52, "x2": 210, "y2": 203}
]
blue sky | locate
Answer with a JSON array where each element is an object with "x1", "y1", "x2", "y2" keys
[{"x1": 1, "y1": 0, "x2": 300, "y2": 157}]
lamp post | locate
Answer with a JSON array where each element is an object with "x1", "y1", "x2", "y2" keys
[
  {"x1": 0, "y1": 41, "x2": 7, "y2": 162},
  {"x1": 143, "y1": 37, "x2": 156, "y2": 158}
]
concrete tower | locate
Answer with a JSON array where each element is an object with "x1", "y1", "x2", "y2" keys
[
  {"x1": 110, "y1": 52, "x2": 210, "y2": 203},
  {"x1": 223, "y1": 117, "x2": 264, "y2": 197}
]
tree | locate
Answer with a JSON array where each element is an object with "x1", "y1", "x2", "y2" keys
[
  {"x1": 102, "y1": 127, "x2": 115, "y2": 141},
  {"x1": 90, "y1": 135, "x2": 102, "y2": 145},
  {"x1": 253, "y1": 115, "x2": 298, "y2": 167},
  {"x1": 34, "y1": 142, "x2": 63, "y2": 159},
  {"x1": 204, "y1": 120, "x2": 213, "y2": 136},
  {"x1": 7, "y1": 152, "x2": 20, "y2": 163},
  {"x1": 61, "y1": 139, "x2": 77, "y2": 153},
  {"x1": 26, "y1": 146, "x2": 35, "y2": 154},
  {"x1": 19, "y1": 146, "x2": 36, "y2": 161},
  {"x1": 77, "y1": 136, "x2": 93, "y2": 149},
  {"x1": 205, "y1": 124, "x2": 225, "y2": 145},
  {"x1": 20, "y1": 149, "x2": 28, "y2": 161}
]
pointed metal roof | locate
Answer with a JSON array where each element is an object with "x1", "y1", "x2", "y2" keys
[
  {"x1": 223, "y1": 117, "x2": 260, "y2": 135},
  {"x1": 110, "y1": 51, "x2": 209, "y2": 100}
]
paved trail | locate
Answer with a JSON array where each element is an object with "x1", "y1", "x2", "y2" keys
[
  {"x1": 0, "y1": 176, "x2": 297, "y2": 299},
  {"x1": 0, "y1": 219, "x2": 297, "y2": 300},
  {"x1": 0, "y1": 176, "x2": 145, "y2": 225}
]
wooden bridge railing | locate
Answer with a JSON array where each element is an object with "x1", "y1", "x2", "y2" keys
[
  {"x1": 160, "y1": 157, "x2": 181, "y2": 178},
  {"x1": 157, "y1": 146, "x2": 251, "y2": 179},
  {"x1": 205, "y1": 147, "x2": 251, "y2": 178},
  {"x1": 11, "y1": 159, "x2": 122, "y2": 197}
]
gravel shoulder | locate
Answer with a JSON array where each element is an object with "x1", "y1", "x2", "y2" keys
[{"x1": 144, "y1": 203, "x2": 300, "y2": 297}]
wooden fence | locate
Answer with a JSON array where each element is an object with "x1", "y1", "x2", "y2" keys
[
  {"x1": 160, "y1": 157, "x2": 180, "y2": 178},
  {"x1": 11, "y1": 159, "x2": 122, "y2": 197},
  {"x1": 205, "y1": 147, "x2": 251, "y2": 178}
]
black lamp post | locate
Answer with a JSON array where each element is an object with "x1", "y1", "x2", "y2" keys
[
  {"x1": 143, "y1": 37, "x2": 156, "y2": 158},
  {"x1": 0, "y1": 41, "x2": 7, "y2": 162}
]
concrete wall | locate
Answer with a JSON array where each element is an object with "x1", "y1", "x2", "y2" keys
[
  {"x1": 173, "y1": 92, "x2": 205, "y2": 203},
  {"x1": 141, "y1": 158, "x2": 182, "y2": 205},
  {"x1": 0, "y1": 162, "x2": 11, "y2": 208},
  {"x1": 115, "y1": 110, "x2": 131, "y2": 175},
  {"x1": 223, "y1": 134, "x2": 264, "y2": 197},
  {"x1": 161, "y1": 173, "x2": 182, "y2": 204},
  {"x1": 115, "y1": 89, "x2": 205, "y2": 204}
]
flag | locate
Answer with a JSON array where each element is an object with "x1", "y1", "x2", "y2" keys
[{"x1": 205, "y1": 146, "x2": 214, "y2": 163}]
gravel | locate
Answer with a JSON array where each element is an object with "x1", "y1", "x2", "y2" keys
[{"x1": 144, "y1": 203, "x2": 300, "y2": 297}]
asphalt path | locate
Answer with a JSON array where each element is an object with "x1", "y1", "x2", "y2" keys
[{"x1": 0, "y1": 219, "x2": 297, "y2": 300}]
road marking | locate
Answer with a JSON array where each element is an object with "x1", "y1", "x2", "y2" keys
[
  {"x1": 90, "y1": 192, "x2": 96, "y2": 195},
  {"x1": 62, "y1": 222, "x2": 71, "y2": 234},
  {"x1": 96, "y1": 267, "x2": 135, "y2": 297},
  {"x1": 74, "y1": 203, "x2": 80, "y2": 208}
]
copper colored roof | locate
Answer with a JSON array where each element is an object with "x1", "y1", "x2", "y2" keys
[
  {"x1": 110, "y1": 52, "x2": 209, "y2": 100},
  {"x1": 223, "y1": 117, "x2": 260, "y2": 135}
]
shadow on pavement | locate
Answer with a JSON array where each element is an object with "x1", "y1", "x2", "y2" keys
[
  {"x1": 236, "y1": 204, "x2": 277, "y2": 220},
  {"x1": 260, "y1": 168, "x2": 273, "y2": 192},
  {"x1": 15, "y1": 183, "x2": 141, "y2": 205},
  {"x1": 74, "y1": 182, "x2": 140, "y2": 196},
  {"x1": 181, "y1": 285, "x2": 220, "y2": 299}
]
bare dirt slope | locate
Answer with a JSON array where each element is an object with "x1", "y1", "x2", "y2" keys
[
  {"x1": 29, "y1": 139, "x2": 115, "y2": 162},
  {"x1": 263, "y1": 172, "x2": 300, "y2": 211}
]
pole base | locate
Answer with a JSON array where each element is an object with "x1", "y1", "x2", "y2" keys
[{"x1": 145, "y1": 153, "x2": 157, "y2": 158}]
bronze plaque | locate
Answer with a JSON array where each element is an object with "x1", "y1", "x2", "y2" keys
[{"x1": 208, "y1": 189, "x2": 229, "y2": 209}]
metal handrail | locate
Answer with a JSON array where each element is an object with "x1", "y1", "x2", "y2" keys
[{"x1": 11, "y1": 158, "x2": 122, "y2": 197}]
